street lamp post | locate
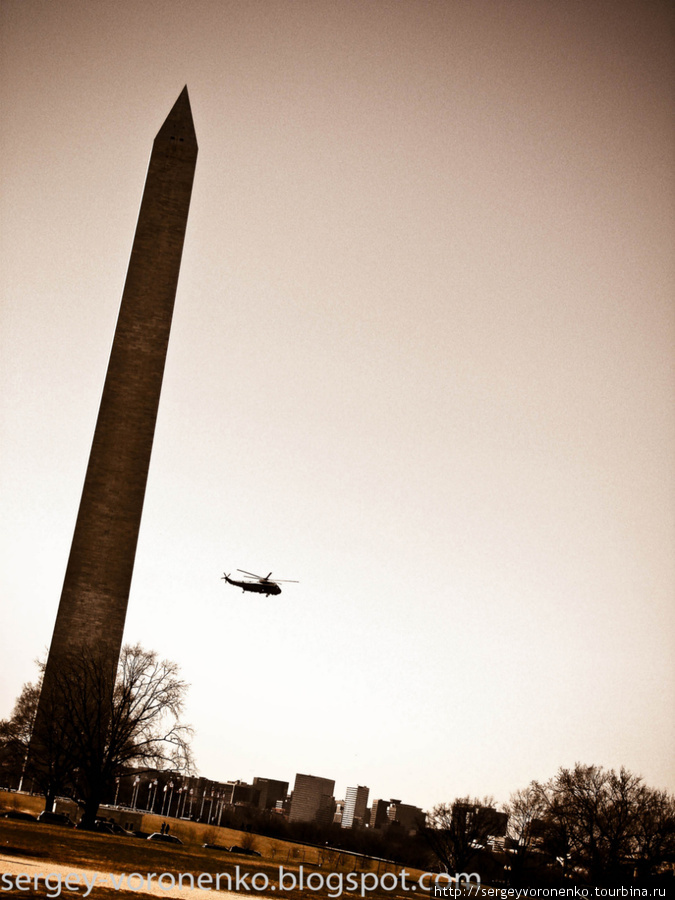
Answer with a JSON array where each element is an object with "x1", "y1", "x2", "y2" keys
[
  {"x1": 179, "y1": 785, "x2": 189, "y2": 818},
  {"x1": 148, "y1": 779, "x2": 158, "y2": 812},
  {"x1": 131, "y1": 776, "x2": 141, "y2": 809},
  {"x1": 164, "y1": 781, "x2": 174, "y2": 817}
]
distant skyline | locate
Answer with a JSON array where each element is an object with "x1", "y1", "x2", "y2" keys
[
  {"x1": 106, "y1": 761, "x2": 426, "y2": 820},
  {"x1": 106, "y1": 765, "x2": 413, "y2": 831},
  {"x1": 1, "y1": 0, "x2": 673, "y2": 813}
]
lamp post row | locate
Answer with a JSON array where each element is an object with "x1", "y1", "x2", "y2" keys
[{"x1": 112, "y1": 774, "x2": 225, "y2": 823}]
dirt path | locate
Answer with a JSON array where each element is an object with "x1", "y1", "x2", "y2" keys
[{"x1": 0, "y1": 853, "x2": 244, "y2": 899}]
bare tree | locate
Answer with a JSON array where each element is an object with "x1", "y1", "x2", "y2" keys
[
  {"x1": 2, "y1": 671, "x2": 79, "y2": 811},
  {"x1": 2, "y1": 644, "x2": 193, "y2": 827},
  {"x1": 545, "y1": 764, "x2": 641, "y2": 883},
  {"x1": 422, "y1": 796, "x2": 503, "y2": 875},
  {"x1": 0, "y1": 681, "x2": 41, "y2": 789},
  {"x1": 527, "y1": 763, "x2": 675, "y2": 885},
  {"x1": 503, "y1": 784, "x2": 549, "y2": 885},
  {"x1": 630, "y1": 786, "x2": 675, "y2": 879},
  {"x1": 61, "y1": 644, "x2": 194, "y2": 825}
]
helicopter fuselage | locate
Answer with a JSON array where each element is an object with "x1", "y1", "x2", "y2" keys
[{"x1": 224, "y1": 575, "x2": 282, "y2": 596}]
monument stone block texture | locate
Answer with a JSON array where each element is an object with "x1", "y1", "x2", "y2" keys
[{"x1": 39, "y1": 87, "x2": 198, "y2": 690}]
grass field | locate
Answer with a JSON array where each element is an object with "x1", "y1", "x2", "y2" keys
[{"x1": 0, "y1": 792, "x2": 441, "y2": 899}]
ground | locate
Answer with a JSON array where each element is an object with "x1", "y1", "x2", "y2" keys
[{"x1": 0, "y1": 792, "x2": 441, "y2": 899}]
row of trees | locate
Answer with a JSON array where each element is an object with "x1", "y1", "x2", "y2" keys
[
  {"x1": 0, "y1": 644, "x2": 193, "y2": 828},
  {"x1": 423, "y1": 766, "x2": 675, "y2": 887}
]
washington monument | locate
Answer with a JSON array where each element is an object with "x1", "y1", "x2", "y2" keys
[{"x1": 35, "y1": 88, "x2": 198, "y2": 728}]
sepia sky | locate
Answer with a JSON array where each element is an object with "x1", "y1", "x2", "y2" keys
[{"x1": 1, "y1": 0, "x2": 673, "y2": 812}]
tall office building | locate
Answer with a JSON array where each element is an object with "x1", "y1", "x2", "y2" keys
[
  {"x1": 288, "y1": 773, "x2": 335, "y2": 825},
  {"x1": 32, "y1": 89, "x2": 198, "y2": 755},
  {"x1": 387, "y1": 799, "x2": 425, "y2": 833},
  {"x1": 253, "y1": 777, "x2": 289, "y2": 810},
  {"x1": 341, "y1": 784, "x2": 369, "y2": 829},
  {"x1": 370, "y1": 798, "x2": 391, "y2": 829}
]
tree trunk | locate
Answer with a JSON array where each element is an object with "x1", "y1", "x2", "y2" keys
[
  {"x1": 80, "y1": 793, "x2": 101, "y2": 829},
  {"x1": 44, "y1": 789, "x2": 56, "y2": 814}
]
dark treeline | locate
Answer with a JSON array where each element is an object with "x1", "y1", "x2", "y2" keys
[{"x1": 422, "y1": 766, "x2": 675, "y2": 889}]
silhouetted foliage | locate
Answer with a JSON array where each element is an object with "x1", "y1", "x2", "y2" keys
[
  {"x1": 515, "y1": 765, "x2": 675, "y2": 886},
  {"x1": 631, "y1": 786, "x2": 675, "y2": 879},
  {"x1": 421, "y1": 796, "x2": 503, "y2": 875},
  {"x1": 423, "y1": 769, "x2": 675, "y2": 888},
  {"x1": 1, "y1": 670, "x2": 75, "y2": 810},
  {"x1": 1, "y1": 645, "x2": 193, "y2": 827},
  {"x1": 0, "y1": 681, "x2": 41, "y2": 788},
  {"x1": 503, "y1": 784, "x2": 550, "y2": 885}
]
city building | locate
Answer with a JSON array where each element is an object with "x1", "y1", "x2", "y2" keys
[
  {"x1": 288, "y1": 773, "x2": 335, "y2": 825},
  {"x1": 221, "y1": 780, "x2": 259, "y2": 807},
  {"x1": 370, "y1": 798, "x2": 425, "y2": 834},
  {"x1": 341, "y1": 785, "x2": 370, "y2": 828},
  {"x1": 253, "y1": 776, "x2": 289, "y2": 810},
  {"x1": 387, "y1": 799, "x2": 425, "y2": 834},
  {"x1": 453, "y1": 802, "x2": 508, "y2": 839},
  {"x1": 370, "y1": 798, "x2": 390, "y2": 829}
]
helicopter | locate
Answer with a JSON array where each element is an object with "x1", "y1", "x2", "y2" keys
[{"x1": 222, "y1": 569, "x2": 298, "y2": 597}]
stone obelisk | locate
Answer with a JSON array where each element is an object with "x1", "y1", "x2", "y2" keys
[{"x1": 38, "y1": 87, "x2": 198, "y2": 699}]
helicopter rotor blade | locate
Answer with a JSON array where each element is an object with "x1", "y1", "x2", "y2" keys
[
  {"x1": 237, "y1": 569, "x2": 263, "y2": 579},
  {"x1": 234, "y1": 569, "x2": 298, "y2": 585}
]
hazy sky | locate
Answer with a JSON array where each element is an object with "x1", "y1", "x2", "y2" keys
[{"x1": 1, "y1": 0, "x2": 673, "y2": 813}]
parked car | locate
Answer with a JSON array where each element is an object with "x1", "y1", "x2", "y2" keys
[
  {"x1": 37, "y1": 811, "x2": 75, "y2": 827},
  {"x1": 84, "y1": 819, "x2": 134, "y2": 836},
  {"x1": 229, "y1": 845, "x2": 262, "y2": 857},
  {"x1": 107, "y1": 820, "x2": 135, "y2": 837},
  {"x1": 76, "y1": 819, "x2": 115, "y2": 834},
  {"x1": 147, "y1": 832, "x2": 183, "y2": 845},
  {"x1": 1, "y1": 810, "x2": 37, "y2": 821}
]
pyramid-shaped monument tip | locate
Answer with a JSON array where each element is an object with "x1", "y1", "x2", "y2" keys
[{"x1": 156, "y1": 87, "x2": 197, "y2": 149}]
